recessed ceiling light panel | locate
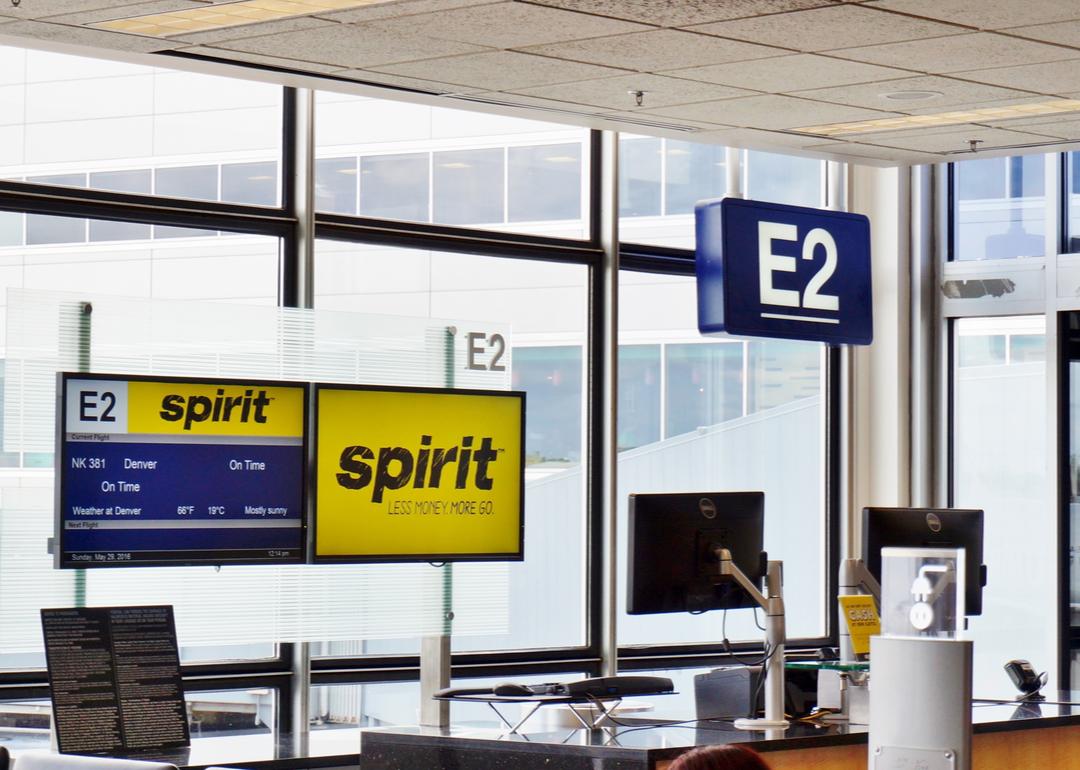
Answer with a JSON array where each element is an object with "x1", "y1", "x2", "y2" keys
[
  {"x1": 93, "y1": 0, "x2": 389, "y2": 37},
  {"x1": 793, "y1": 99, "x2": 1080, "y2": 137}
]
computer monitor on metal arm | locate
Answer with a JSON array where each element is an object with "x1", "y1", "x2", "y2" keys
[
  {"x1": 861, "y1": 507, "x2": 987, "y2": 616},
  {"x1": 626, "y1": 491, "x2": 788, "y2": 730}
]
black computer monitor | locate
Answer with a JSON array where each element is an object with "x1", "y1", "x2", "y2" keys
[
  {"x1": 627, "y1": 491, "x2": 766, "y2": 615},
  {"x1": 862, "y1": 507, "x2": 987, "y2": 616}
]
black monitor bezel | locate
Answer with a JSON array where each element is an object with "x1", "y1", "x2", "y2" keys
[
  {"x1": 861, "y1": 506, "x2": 986, "y2": 616},
  {"x1": 56, "y1": 371, "x2": 310, "y2": 569},
  {"x1": 627, "y1": 491, "x2": 766, "y2": 615},
  {"x1": 311, "y1": 382, "x2": 526, "y2": 564}
]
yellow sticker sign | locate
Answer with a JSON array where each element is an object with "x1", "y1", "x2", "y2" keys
[
  {"x1": 127, "y1": 381, "x2": 305, "y2": 438},
  {"x1": 314, "y1": 385, "x2": 524, "y2": 560},
  {"x1": 838, "y1": 594, "x2": 880, "y2": 656}
]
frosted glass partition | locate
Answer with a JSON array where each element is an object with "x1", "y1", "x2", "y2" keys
[{"x1": 0, "y1": 289, "x2": 511, "y2": 664}]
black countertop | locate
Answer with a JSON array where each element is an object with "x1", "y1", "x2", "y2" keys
[
  {"x1": 4, "y1": 692, "x2": 1079, "y2": 770},
  {"x1": 356, "y1": 690, "x2": 1080, "y2": 768}
]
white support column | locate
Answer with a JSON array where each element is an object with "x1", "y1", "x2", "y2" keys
[{"x1": 849, "y1": 164, "x2": 913, "y2": 514}]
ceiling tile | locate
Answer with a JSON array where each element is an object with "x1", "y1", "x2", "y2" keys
[
  {"x1": 901, "y1": 95, "x2": 1074, "y2": 116},
  {"x1": 521, "y1": 0, "x2": 832, "y2": 28},
  {"x1": 318, "y1": 0, "x2": 502, "y2": 24},
  {"x1": 831, "y1": 32, "x2": 1077, "y2": 74},
  {"x1": 955, "y1": 60, "x2": 1080, "y2": 94},
  {"x1": 512, "y1": 73, "x2": 756, "y2": 110},
  {"x1": 687, "y1": 4, "x2": 965, "y2": 52},
  {"x1": 363, "y1": 3, "x2": 649, "y2": 49},
  {"x1": 979, "y1": 118, "x2": 1080, "y2": 139},
  {"x1": 790, "y1": 75, "x2": 1038, "y2": 111},
  {"x1": 802, "y1": 140, "x2": 941, "y2": 163},
  {"x1": 218, "y1": 21, "x2": 491, "y2": 69},
  {"x1": 40, "y1": 1, "x2": 208, "y2": 25},
  {"x1": 644, "y1": 94, "x2": 902, "y2": 130},
  {"x1": 0, "y1": 19, "x2": 176, "y2": 51},
  {"x1": 871, "y1": 0, "x2": 1080, "y2": 30},
  {"x1": 177, "y1": 46, "x2": 350, "y2": 75},
  {"x1": 371, "y1": 51, "x2": 630, "y2": 92},
  {"x1": 664, "y1": 54, "x2": 912, "y2": 92},
  {"x1": 871, "y1": 126, "x2": 1061, "y2": 152},
  {"x1": 170, "y1": 17, "x2": 337, "y2": 47},
  {"x1": 521, "y1": 29, "x2": 787, "y2": 72},
  {"x1": 1001, "y1": 20, "x2": 1080, "y2": 48},
  {"x1": 0, "y1": 0, "x2": 154, "y2": 20}
]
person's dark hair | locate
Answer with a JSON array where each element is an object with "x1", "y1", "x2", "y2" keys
[{"x1": 668, "y1": 744, "x2": 772, "y2": 770}]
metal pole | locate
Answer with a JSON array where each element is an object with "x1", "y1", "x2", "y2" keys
[
  {"x1": 419, "y1": 327, "x2": 457, "y2": 727},
  {"x1": 826, "y1": 162, "x2": 862, "y2": 666},
  {"x1": 600, "y1": 131, "x2": 619, "y2": 677},
  {"x1": 292, "y1": 89, "x2": 316, "y2": 311},
  {"x1": 73, "y1": 301, "x2": 92, "y2": 609},
  {"x1": 289, "y1": 86, "x2": 315, "y2": 756},
  {"x1": 910, "y1": 165, "x2": 935, "y2": 507}
]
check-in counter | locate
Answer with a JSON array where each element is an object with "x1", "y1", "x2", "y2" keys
[
  {"x1": 356, "y1": 692, "x2": 1080, "y2": 770},
  {"x1": 5, "y1": 693, "x2": 1078, "y2": 770}
]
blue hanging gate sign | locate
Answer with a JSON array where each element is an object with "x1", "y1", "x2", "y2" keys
[{"x1": 696, "y1": 197, "x2": 873, "y2": 346}]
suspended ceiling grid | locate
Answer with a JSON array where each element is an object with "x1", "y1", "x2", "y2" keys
[{"x1": 1, "y1": 0, "x2": 1080, "y2": 165}]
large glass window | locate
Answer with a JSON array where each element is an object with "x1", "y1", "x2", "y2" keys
[
  {"x1": 314, "y1": 92, "x2": 588, "y2": 238},
  {"x1": 953, "y1": 316, "x2": 1053, "y2": 693},
  {"x1": 0, "y1": 222, "x2": 281, "y2": 671},
  {"x1": 619, "y1": 137, "x2": 662, "y2": 219},
  {"x1": 618, "y1": 345, "x2": 660, "y2": 452},
  {"x1": 1068, "y1": 151, "x2": 1080, "y2": 254},
  {"x1": 619, "y1": 141, "x2": 823, "y2": 248},
  {"x1": 744, "y1": 151, "x2": 822, "y2": 208},
  {"x1": 665, "y1": 140, "x2": 725, "y2": 215},
  {"x1": 954, "y1": 156, "x2": 1045, "y2": 260},
  {"x1": 508, "y1": 144, "x2": 582, "y2": 223},
  {"x1": 25, "y1": 173, "x2": 87, "y2": 245},
  {"x1": 434, "y1": 148, "x2": 504, "y2": 226},
  {"x1": 665, "y1": 342, "x2": 744, "y2": 435},
  {"x1": 88, "y1": 170, "x2": 152, "y2": 242},
  {"x1": 360, "y1": 153, "x2": 429, "y2": 222},
  {"x1": 315, "y1": 157, "x2": 358, "y2": 215},
  {"x1": 0, "y1": 35, "x2": 847, "y2": 717},
  {"x1": 0, "y1": 46, "x2": 282, "y2": 205},
  {"x1": 314, "y1": 241, "x2": 588, "y2": 652},
  {"x1": 617, "y1": 271, "x2": 826, "y2": 646}
]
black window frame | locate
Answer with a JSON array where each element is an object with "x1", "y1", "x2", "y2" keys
[{"x1": 0, "y1": 79, "x2": 843, "y2": 718}]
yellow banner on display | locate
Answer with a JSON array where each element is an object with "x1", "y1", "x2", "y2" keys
[
  {"x1": 315, "y1": 387, "x2": 524, "y2": 559},
  {"x1": 838, "y1": 595, "x2": 880, "y2": 656},
  {"x1": 127, "y1": 381, "x2": 305, "y2": 437}
]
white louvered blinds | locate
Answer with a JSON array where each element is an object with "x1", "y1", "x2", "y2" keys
[{"x1": 0, "y1": 289, "x2": 511, "y2": 661}]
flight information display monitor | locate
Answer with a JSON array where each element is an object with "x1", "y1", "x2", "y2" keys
[
  {"x1": 313, "y1": 384, "x2": 525, "y2": 562},
  {"x1": 56, "y1": 373, "x2": 308, "y2": 567}
]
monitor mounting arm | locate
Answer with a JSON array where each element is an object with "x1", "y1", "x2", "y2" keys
[{"x1": 715, "y1": 548, "x2": 789, "y2": 730}]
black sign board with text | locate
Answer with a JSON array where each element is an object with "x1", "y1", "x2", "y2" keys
[{"x1": 41, "y1": 605, "x2": 189, "y2": 755}]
